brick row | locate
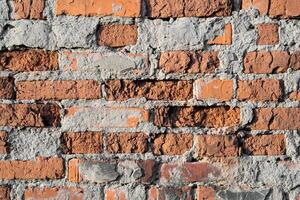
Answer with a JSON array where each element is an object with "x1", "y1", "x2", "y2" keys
[
  {"x1": 62, "y1": 132, "x2": 285, "y2": 156},
  {"x1": 13, "y1": 0, "x2": 300, "y2": 20}
]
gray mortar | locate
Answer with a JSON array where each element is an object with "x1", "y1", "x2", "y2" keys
[{"x1": 0, "y1": 0, "x2": 299, "y2": 199}]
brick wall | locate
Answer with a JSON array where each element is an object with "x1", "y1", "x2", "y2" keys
[{"x1": 0, "y1": 0, "x2": 299, "y2": 199}]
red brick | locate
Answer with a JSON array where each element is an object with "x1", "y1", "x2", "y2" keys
[
  {"x1": 0, "y1": 186, "x2": 10, "y2": 200},
  {"x1": 0, "y1": 77, "x2": 14, "y2": 99},
  {"x1": 154, "y1": 106, "x2": 240, "y2": 128},
  {"x1": 24, "y1": 187, "x2": 84, "y2": 200},
  {"x1": 244, "y1": 51, "x2": 289, "y2": 74},
  {"x1": 243, "y1": 134, "x2": 286, "y2": 155},
  {"x1": 98, "y1": 25, "x2": 138, "y2": 48},
  {"x1": 153, "y1": 133, "x2": 193, "y2": 155},
  {"x1": 251, "y1": 108, "x2": 300, "y2": 130},
  {"x1": 56, "y1": 0, "x2": 141, "y2": 17},
  {"x1": 16, "y1": 80, "x2": 101, "y2": 100},
  {"x1": 105, "y1": 188, "x2": 127, "y2": 200},
  {"x1": 0, "y1": 103, "x2": 60, "y2": 127},
  {"x1": 160, "y1": 162, "x2": 221, "y2": 184},
  {"x1": 257, "y1": 23, "x2": 279, "y2": 45},
  {"x1": 159, "y1": 51, "x2": 219, "y2": 74},
  {"x1": 105, "y1": 80, "x2": 193, "y2": 101},
  {"x1": 14, "y1": 0, "x2": 45, "y2": 19},
  {"x1": 290, "y1": 52, "x2": 300, "y2": 70},
  {"x1": 0, "y1": 131, "x2": 7, "y2": 154},
  {"x1": 148, "y1": 186, "x2": 193, "y2": 200},
  {"x1": 290, "y1": 91, "x2": 300, "y2": 101},
  {"x1": 197, "y1": 186, "x2": 216, "y2": 200},
  {"x1": 197, "y1": 135, "x2": 239, "y2": 157},
  {"x1": 237, "y1": 79, "x2": 283, "y2": 101},
  {"x1": 196, "y1": 79, "x2": 234, "y2": 101},
  {"x1": 243, "y1": 134, "x2": 286, "y2": 156},
  {"x1": 242, "y1": 0, "x2": 269, "y2": 15},
  {"x1": 0, "y1": 157, "x2": 64, "y2": 180},
  {"x1": 147, "y1": 0, "x2": 232, "y2": 18},
  {"x1": 208, "y1": 24, "x2": 232, "y2": 45},
  {"x1": 63, "y1": 132, "x2": 103, "y2": 154},
  {"x1": 242, "y1": 0, "x2": 300, "y2": 18},
  {"x1": 0, "y1": 50, "x2": 58, "y2": 72},
  {"x1": 107, "y1": 133, "x2": 148, "y2": 154}
]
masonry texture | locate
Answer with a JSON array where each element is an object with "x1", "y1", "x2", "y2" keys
[{"x1": 0, "y1": 0, "x2": 299, "y2": 200}]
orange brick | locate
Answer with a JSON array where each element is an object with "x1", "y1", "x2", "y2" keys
[
  {"x1": 159, "y1": 51, "x2": 219, "y2": 74},
  {"x1": 24, "y1": 187, "x2": 84, "y2": 200},
  {"x1": 153, "y1": 133, "x2": 193, "y2": 155},
  {"x1": 197, "y1": 135, "x2": 239, "y2": 157},
  {"x1": 98, "y1": 25, "x2": 138, "y2": 47},
  {"x1": 56, "y1": 0, "x2": 141, "y2": 17},
  {"x1": 196, "y1": 79, "x2": 233, "y2": 101},
  {"x1": 16, "y1": 80, "x2": 101, "y2": 100},
  {"x1": 0, "y1": 131, "x2": 7, "y2": 154},
  {"x1": 63, "y1": 132, "x2": 103, "y2": 154},
  {"x1": 208, "y1": 24, "x2": 232, "y2": 45},
  {"x1": 243, "y1": 134, "x2": 286, "y2": 155},
  {"x1": 0, "y1": 103, "x2": 60, "y2": 127},
  {"x1": 257, "y1": 23, "x2": 279, "y2": 45},
  {"x1": 0, "y1": 50, "x2": 58, "y2": 72},
  {"x1": 0, "y1": 157, "x2": 64, "y2": 180},
  {"x1": 251, "y1": 108, "x2": 300, "y2": 130},
  {"x1": 107, "y1": 133, "x2": 148, "y2": 153},
  {"x1": 237, "y1": 79, "x2": 283, "y2": 101},
  {"x1": 14, "y1": 0, "x2": 45, "y2": 19},
  {"x1": 105, "y1": 80, "x2": 192, "y2": 101}
]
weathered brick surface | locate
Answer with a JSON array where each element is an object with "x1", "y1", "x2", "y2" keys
[
  {"x1": 0, "y1": 104, "x2": 61, "y2": 127},
  {"x1": 237, "y1": 79, "x2": 283, "y2": 101},
  {"x1": 13, "y1": 0, "x2": 45, "y2": 19},
  {"x1": 56, "y1": 0, "x2": 141, "y2": 17},
  {"x1": 147, "y1": 0, "x2": 232, "y2": 18},
  {"x1": 98, "y1": 25, "x2": 138, "y2": 47},
  {"x1": 0, "y1": 157, "x2": 64, "y2": 180},
  {"x1": 16, "y1": 80, "x2": 101, "y2": 100},
  {"x1": 257, "y1": 23, "x2": 279, "y2": 45},
  {"x1": 105, "y1": 80, "x2": 192, "y2": 101},
  {"x1": 24, "y1": 187, "x2": 84, "y2": 200},
  {"x1": 197, "y1": 186, "x2": 216, "y2": 200},
  {"x1": 197, "y1": 135, "x2": 239, "y2": 157},
  {"x1": 0, "y1": 186, "x2": 10, "y2": 200},
  {"x1": 159, "y1": 51, "x2": 219, "y2": 74},
  {"x1": 243, "y1": 0, "x2": 300, "y2": 18},
  {"x1": 154, "y1": 106, "x2": 240, "y2": 128},
  {"x1": 153, "y1": 133, "x2": 193, "y2": 155},
  {"x1": 160, "y1": 162, "x2": 221, "y2": 184},
  {"x1": 63, "y1": 132, "x2": 103, "y2": 154},
  {"x1": 0, "y1": 50, "x2": 58, "y2": 72},
  {"x1": 68, "y1": 159, "x2": 152, "y2": 184},
  {"x1": 0, "y1": 77, "x2": 15, "y2": 99},
  {"x1": 243, "y1": 134, "x2": 286, "y2": 155},
  {"x1": 244, "y1": 51, "x2": 290, "y2": 74},
  {"x1": 196, "y1": 79, "x2": 233, "y2": 101},
  {"x1": 0, "y1": 0, "x2": 299, "y2": 197},
  {"x1": 63, "y1": 106, "x2": 149, "y2": 130},
  {"x1": 107, "y1": 133, "x2": 148, "y2": 153},
  {"x1": 251, "y1": 108, "x2": 300, "y2": 130},
  {"x1": 0, "y1": 131, "x2": 7, "y2": 154},
  {"x1": 290, "y1": 91, "x2": 300, "y2": 101}
]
